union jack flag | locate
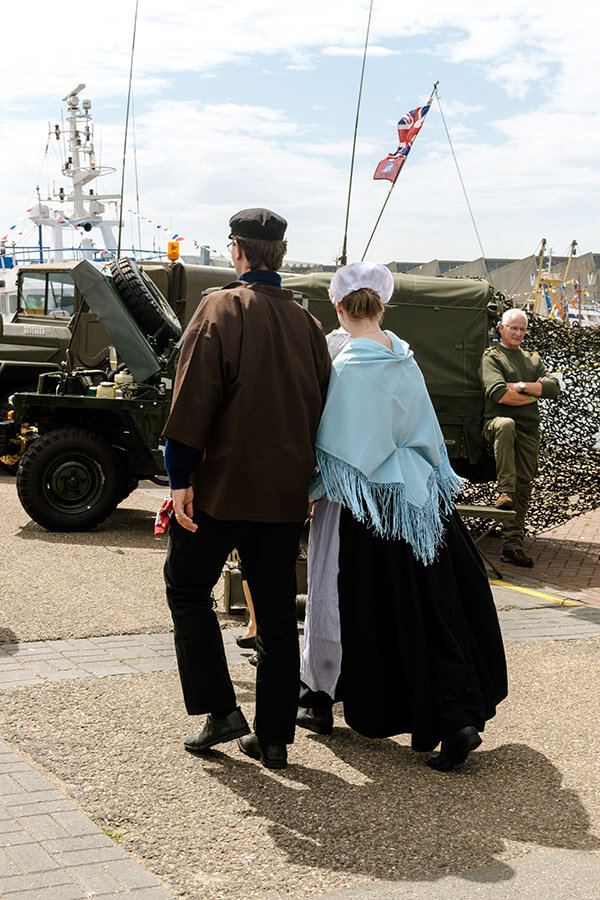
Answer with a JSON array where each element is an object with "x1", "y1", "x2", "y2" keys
[{"x1": 373, "y1": 103, "x2": 431, "y2": 182}]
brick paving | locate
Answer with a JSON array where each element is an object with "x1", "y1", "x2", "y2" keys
[
  {"x1": 2, "y1": 600, "x2": 600, "y2": 694},
  {"x1": 0, "y1": 743, "x2": 171, "y2": 899},
  {"x1": 478, "y1": 506, "x2": 600, "y2": 606}
]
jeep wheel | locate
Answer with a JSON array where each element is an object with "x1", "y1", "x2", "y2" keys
[
  {"x1": 17, "y1": 427, "x2": 122, "y2": 531},
  {"x1": 110, "y1": 257, "x2": 181, "y2": 351}
]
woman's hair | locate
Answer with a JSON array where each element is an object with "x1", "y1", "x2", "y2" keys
[
  {"x1": 232, "y1": 235, "x2": 287, "y2": 271},
  {"x1": 340, "y1": 287, "x2": 385, "y2": 321}
]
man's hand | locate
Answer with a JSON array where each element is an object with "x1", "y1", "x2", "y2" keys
[
  {"x1": 506, "y1": 381, "x2": 543, "y2": 397},
  {"x1": 171, "y1": 486, "x2": 197, "y2": 532}
]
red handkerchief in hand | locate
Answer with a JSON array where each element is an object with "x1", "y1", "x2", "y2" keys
[{"x1": 154, "y1": 496, "x2": 174, "y2": 535}]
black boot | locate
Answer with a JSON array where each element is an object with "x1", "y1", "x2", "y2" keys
[
  {"x1": 238, "y1": 732, "x2": 287, "y2": 769},
  {"x1": 427, "y1": 726, "x2": 482, "y2": 772},
  {"x1": 297, "y1": 684, "x2": 334, "y2": 735},
  {"x1": 184, "y1": 707, "x2": 250, "y2": 753}
]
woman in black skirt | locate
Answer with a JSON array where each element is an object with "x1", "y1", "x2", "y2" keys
[{"x1": 299, "y1": 262, "x2": 507, "y2": 771}]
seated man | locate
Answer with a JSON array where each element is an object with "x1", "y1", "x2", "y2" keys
[{"x1": 480, "y1": 308, "x2": 560, "y2": 567}]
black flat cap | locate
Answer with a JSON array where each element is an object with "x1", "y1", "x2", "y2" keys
[{"x1": 229, "y1": 207, "x2": 287, "y2": 241}]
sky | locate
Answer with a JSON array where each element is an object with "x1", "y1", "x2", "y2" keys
[{"x1": 1, "y1": 0, "x2": 599, "y2": 266}]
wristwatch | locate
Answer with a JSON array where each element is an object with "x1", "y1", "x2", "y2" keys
[{"x1": 518, "y1": 382, "x2": 526, "y2": 392}]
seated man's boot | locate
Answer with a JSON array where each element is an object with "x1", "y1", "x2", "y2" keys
[
  {"x1": 501, "y1": 547, "x2": 533, "y2": 567},
  {"x1": 495, "y1": 493, "x2": 514, "y2": 509},
  {"x1": 184, "y1": 707, "x2": 250, "y2": 753}
]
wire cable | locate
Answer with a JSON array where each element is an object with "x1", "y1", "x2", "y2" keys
[{"x1": 435, "y1": 91, "x2": 493, "y2": 285}]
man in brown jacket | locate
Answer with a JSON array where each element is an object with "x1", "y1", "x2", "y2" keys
[{"x1": 163, "y1": 208, "x2": 330, "y2": 768}]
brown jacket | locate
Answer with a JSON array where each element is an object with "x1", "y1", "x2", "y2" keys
[{"x1": 163, "y1": 281, "x2": 331, "y2": 522}]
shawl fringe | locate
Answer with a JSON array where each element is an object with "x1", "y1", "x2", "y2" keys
[{"x1": 316, "y1": 445, "x2": 464, "y2": 565}]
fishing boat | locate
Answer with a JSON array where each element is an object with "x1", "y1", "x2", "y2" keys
[{"x1": 526, "y1": 239, "x2": 599, "y2": 327}]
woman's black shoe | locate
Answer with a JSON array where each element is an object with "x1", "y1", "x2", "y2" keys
[
  {"x1": 427, "y1": 726, "x2": 482, "y2": 772},
  {"x1": 296, "y1": 705, "x2": 334, "y2": 735},
  {"x1": 248, "y1": 653, "x2": 257, "y2": 667},
  {"x1": 236, "y1": 634, "x2": 257, "y2": 649}
]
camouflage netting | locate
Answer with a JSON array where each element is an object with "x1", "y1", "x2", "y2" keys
[{"x1": 460, "y1": 315, "x2": 600, "y2": 536}]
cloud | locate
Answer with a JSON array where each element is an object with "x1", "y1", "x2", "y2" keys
[
  {"x1": 2, "y1": 0, "x2": 600, "y2": 264},
  {"x1": 435, "y1": 100, "x2": 484, "y2": 118}
]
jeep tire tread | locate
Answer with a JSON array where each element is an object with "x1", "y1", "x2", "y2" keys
[
  {"x1": 17, "y1": 427, "x2": 123, "y2": 531},
  {"x1": 110, "y1": 257, "x2": 181, "y2": 351}
]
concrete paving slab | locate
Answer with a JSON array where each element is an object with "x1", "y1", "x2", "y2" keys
[{"x1": 308, "y1": 848, "x2": 600, "y2": 898}]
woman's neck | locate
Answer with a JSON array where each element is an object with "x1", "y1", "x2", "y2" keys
[{"x1": 342, "y1": 317, "x2": 391, "y2": 348}]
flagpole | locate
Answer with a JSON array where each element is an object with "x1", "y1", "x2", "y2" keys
[
  {"x1": 361, "y1": 81, "x2": 438, "y2": 262},
  {"x1": 339, "y1": 0, "x2": 374, "y2": 267}
]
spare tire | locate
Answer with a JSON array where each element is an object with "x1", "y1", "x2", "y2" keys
[{"x1": 110, "y1": 257, "x2": 182, "y2": 351}]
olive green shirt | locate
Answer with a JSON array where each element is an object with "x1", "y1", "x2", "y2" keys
[{"x1": 479, "y1": 345, "x2": 560, "y2": 436}]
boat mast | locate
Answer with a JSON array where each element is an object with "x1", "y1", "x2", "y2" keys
[
  {"x1": 61, "y1": 85, "x2": 120, "y2": 257},
  {"x1": 29, "y1": 85, "x2": 120, "y2": 261}
]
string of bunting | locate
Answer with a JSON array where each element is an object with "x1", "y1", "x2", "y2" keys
[{"x1": 2, "y1": 206, "x2": 223, "y2": 256}]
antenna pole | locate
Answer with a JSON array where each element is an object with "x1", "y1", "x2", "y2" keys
[
  {"x1": 118, "y1": 0, "x2": 139, "y2": 258},
  {"x1": 339, "y1": 0, "x2": 374, "y2": 267}
]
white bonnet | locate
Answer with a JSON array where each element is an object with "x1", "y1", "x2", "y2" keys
[{"x1": 329, "y1": 262, "x2": 394, "y2": 305}]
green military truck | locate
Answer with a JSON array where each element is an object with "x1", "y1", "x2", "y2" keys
[{"x1": 0, "y1": 259, "x2": 502, "y2": 531}]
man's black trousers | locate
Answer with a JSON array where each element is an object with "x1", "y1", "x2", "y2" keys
[{"x1": 164, "y1": 510, "x2": 303, "y2": 746}]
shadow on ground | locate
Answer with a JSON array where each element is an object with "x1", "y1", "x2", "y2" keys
[
  {"x1": 205, "y1": 731, "x2": 599, "y2": 884},
  {"x1": 15, "y1": 506, "x2": 163, "y2": 550},
  {"x1": 2, "y1": 658, "x2": 598, "y2": 898},
  {"x1": 0, "y1": 628, "x2": 18, "y2": 644}
]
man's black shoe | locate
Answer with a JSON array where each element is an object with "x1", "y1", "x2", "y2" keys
[
  {"x1": 238, "y1": 732, "x2": 287, "y2": 769},
  {"x1": 184, "y1": 707, "x2": 250, "y2": 753},
  {"x1": 427, "y1": 725, "x2": 482, "y2": 772},
  {"x1": 501, "y1": 547, "x2": 534, "y2": 567},
  {"x1": 296, "y1": 705, "x2": 333, "y2": 735}
]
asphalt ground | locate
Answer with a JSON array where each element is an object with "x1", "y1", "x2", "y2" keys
[{"x1": 1, "y1": 473, "x2": 599, "y2": 898}]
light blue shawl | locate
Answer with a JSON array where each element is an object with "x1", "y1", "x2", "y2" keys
[{"x1": 311, "y1": 332, "x2": 463, "y2": 564}]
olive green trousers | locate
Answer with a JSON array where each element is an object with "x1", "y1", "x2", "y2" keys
[{"x1": 483, "y1": 417, "x2": 540, "y2": 551}]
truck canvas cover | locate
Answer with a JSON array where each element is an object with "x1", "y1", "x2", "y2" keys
[{"x1": 281, "y1": 271, "x2": 498, "y2": 464}]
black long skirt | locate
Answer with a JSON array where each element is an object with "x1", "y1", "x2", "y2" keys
[{"x1": 336, "y1": 507, "x2": 508, "y2": 752}]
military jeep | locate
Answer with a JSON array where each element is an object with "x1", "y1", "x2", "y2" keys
[
  {"x1": 0, "y1": 260, "x2": 502, "y2": 531},
  {"x1": 0, "y1": 259, "x2": 179, "y2": 530}
]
